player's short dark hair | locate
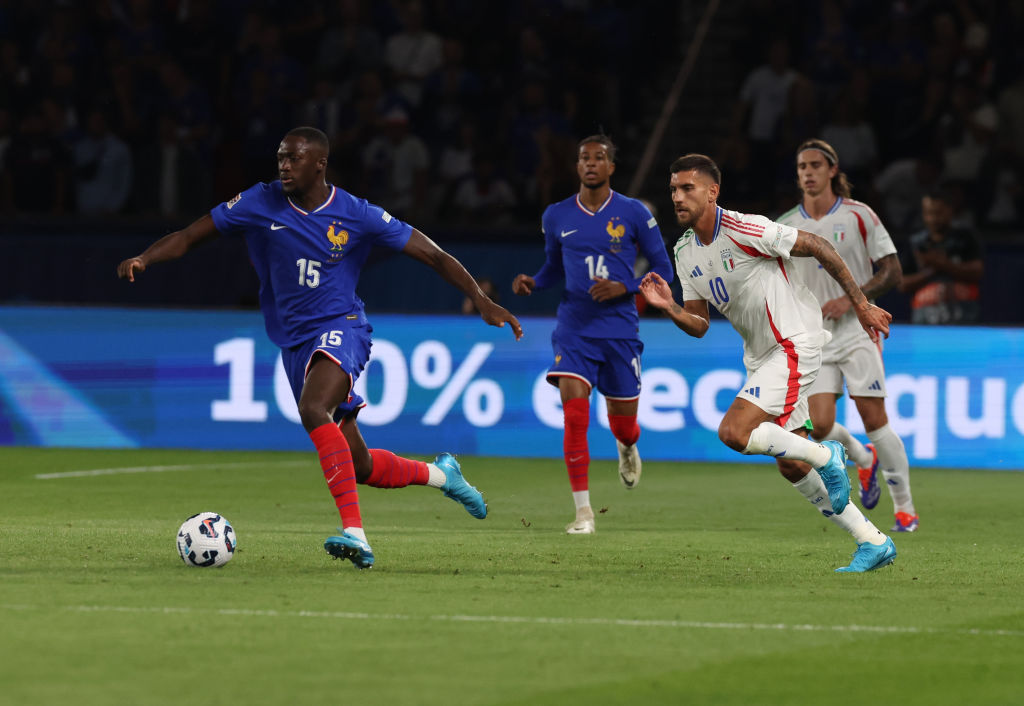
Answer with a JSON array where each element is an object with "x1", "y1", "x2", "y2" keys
[
  {"x1": 286, "y1": 126, "x2": 330, "y2": 156},
  {"x1": 669, "y1": 154, "x2": 721, "y2": 185},
  {"x1": 577, "y1": 134, "x2": 617, "y2": 163},
  {"x1": 795, "y1": 138, "x2": 851, "y2": 197}
]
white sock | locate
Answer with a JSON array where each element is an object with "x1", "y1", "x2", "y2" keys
[
  {"x1": 791, "y1": 473, "x2": 886, "y2": 545},
  {"x1": 425, "y1": 463, "x2": 445, "y2": 488},
  {"x1": 343, "y1": 526, "x2": 368, "y2": 543},
  {"x1": 824, "y1": 422, "x2": 871, "y2": 468},
  {"x1": 572, "y1": 490, "x2": 591, "y2": 511},
  {"x1": 868, "y1": 423, "x2": 915, "y2": 515},
  {"x1": 744, "y1": 422, "x2": 831, "y2": 467}
]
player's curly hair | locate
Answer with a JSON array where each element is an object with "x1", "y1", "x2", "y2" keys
[
  {"x1": 577, "y1": 134, "x2": 617, "y2": 163},
  {"x1": 796, "y1": 138, "x2": 850, "y2": 198}
]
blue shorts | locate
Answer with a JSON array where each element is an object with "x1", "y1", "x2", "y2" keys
[
  {"x1": 546, "y1": 330, "x2": 643, "y2": 400},
  {"x1": 281, "y1": 317, "x2": 371, "y2": 422}
]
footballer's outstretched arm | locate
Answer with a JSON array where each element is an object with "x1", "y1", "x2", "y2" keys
[
  {"x1": 118, "y1": 214, "x2": 221, "y2": 281},
  {"x1": 639, "y1": 272, "x2": 709, "y2": 338},
  {"x1": 403, "y1": 228, "x2": 523, "y2": 340},
  {"x1": 790, "y1": 229, "x2": 891, "y2": 340}
]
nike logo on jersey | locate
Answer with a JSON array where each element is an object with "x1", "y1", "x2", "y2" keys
[
  {"x1": 561, "y1": 229, "x2": 578, "y2": 238},
  {"x1": 270, "y1": 223, "x2": 288, "y2": 230}
]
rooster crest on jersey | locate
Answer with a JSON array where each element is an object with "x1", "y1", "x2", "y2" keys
[
  {"x1": 326, "y1": 221, "x2": 349, "y2": 252},
  {"x1": 607, "y1": 218, "x2": 625, "y2": 252}
]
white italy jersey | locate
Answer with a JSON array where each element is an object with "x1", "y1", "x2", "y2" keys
[
  {"x1": 778, "y1": 196, "x2": 896, "y2": 348},
  {"x1": 674, "y1": 207, "x2": 826, "y2": 370}
]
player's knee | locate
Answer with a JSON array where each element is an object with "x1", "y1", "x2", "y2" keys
[
  {"x1": 297, "y1": 398, "x2": 332, "y2": 432},
  {"x1": 809, "y1": 421, "x2": 830, "y2": 441},
  {"x1": 717, "y1": 420, "x2": 748, "y2": 452}
]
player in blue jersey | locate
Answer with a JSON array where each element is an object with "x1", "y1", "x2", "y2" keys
[
  {"x1": 512, "y1": 135, "x2": 673, "y2": 534},
  {"x1": 118, "y1": 127, "x2": 522, "y2": 569}
]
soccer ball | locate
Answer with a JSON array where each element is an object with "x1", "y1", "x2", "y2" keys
[{"x1": 176, "y1": 512, "x2": 236, "y2": 568}]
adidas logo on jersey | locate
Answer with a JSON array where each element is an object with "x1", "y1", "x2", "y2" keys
[
  {"x1": 744, "y1": 386, "x2": 760, "y2": 398},
  {"x1": 868, "y1": 380, "x2": 882, "y2": 391},
  {"x1": 690, "y1": 265, "x2": 703, "y2": 278}
]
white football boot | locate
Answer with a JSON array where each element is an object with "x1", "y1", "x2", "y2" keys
[
  {"x1": 616, "y1": 440, "x2": 642, "y2": 489},
  {"x1": 565, "y1": 506, "x2": 595, "y2": 534}
]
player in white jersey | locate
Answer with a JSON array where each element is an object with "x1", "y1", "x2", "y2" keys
[
  {"x1": 780, "y1": 139, "x2": 917, "y2": 533},
  {"x1": 639, "y1": 153, "x2": 897, "y2": 572}
]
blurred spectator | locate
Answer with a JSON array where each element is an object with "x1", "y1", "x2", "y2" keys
[
  {"x1": 314, "y1": 0, "x2": 383, "y2": 77},
  {"x1": 899, "y1": 185, "x2": 984, "y2": 324},
  {"x1": 873, "y1": 154, "x2": 942, "y2": 238},
  {"x1": 2, "y1": 106, "x2": 71, "y2": 214},
  {"x1": 384, "y1": 0, "x2": 443, "y2": 109},
  {"x1": 73, "y1": 108, "x2": 133, "y2": 214},
  {"x1": 820, "y1": 79, "x2": 879, "y2": 189},
  {"x1": 131, "y1": 115, "x2": 207, "y2": 218},
  {"x1": 420, "y1": 37, "x2": 480, "y2": 148},
  {"x1": 730, "y1": 37, "x2": 801, "y2": 211},
  {"x1": 361, "y1": 106, "x2": 430, "y2": 219},
  {"x1": 298, "y1": 72, "x2": 344, "y2": 142},
  {"x1": 450, "y1": 151, "x2": 517, "y2": 225}
]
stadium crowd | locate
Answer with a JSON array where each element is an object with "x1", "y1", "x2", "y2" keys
[{"x1": 0, "y1": 0, "x2": 1020, "y2": 239}]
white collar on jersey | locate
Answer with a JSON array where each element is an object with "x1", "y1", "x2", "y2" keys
[
  {"x1": 287, "y1": 185, "x2": 337, "y2": 215},
  {"x1": 574, "y1": 190, "x2": 614, "y2": 216}
]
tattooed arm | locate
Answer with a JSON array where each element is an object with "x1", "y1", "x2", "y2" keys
[{"x1": 790, "y1": 230, "x2": 892, "y2": 341}]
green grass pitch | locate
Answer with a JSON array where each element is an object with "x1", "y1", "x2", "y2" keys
[{"x1": 2, "y1": 446, "x2": 1023, "y2": 705}]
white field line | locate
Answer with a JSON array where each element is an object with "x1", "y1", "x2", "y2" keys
[
  {"x1": 2, "y1": 603, "x2": 1022, "y2": 638},
  {"x1": 35, "y1": 461, "x2": 307, "y2": 480}
]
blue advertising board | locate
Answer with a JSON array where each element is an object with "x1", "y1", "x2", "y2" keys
[{"x1": 0, "y1": 306, "x2": 1021, "y2": 470}]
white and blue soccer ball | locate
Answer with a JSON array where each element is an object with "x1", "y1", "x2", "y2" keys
[{"x1": 176, "y1": 512, "x2": 236, "y2": 568}]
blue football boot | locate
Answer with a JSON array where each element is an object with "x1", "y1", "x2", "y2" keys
[
  {"x1": 816, "y1": 440, "x2": 851, "y2": 514},
  {"x1": 436, "y1": 452, "x2": 487, "y2": 519},
  {"x1": 835, "y1": 536, "x2": 897, "y2": 572},
  {"x1": 324, "y1": 531, "x2": 374, "y2": 569}
]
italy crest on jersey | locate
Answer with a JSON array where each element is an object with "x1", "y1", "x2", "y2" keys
[
  {"x1": 721, "y1": 248, "x2": 735, "y2": 272},
  {"x1": 832, "y1": 224, "x2": 845, "y2": 242}
]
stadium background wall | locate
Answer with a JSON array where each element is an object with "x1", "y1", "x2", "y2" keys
[{"x1": 1, "y1": 306, "x2": 1021, "y2": 471}]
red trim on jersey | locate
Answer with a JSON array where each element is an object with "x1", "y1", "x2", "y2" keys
[
  {"x1": 721, "y1": 214, "x2": 765, "y2": 237},
  {"x1": 776, "y1": 257, "x2": 790, "y2": 282},
  {"x1": 725, "y1": 233, "x2": 771, "y2": 259},
  {"x1": 575, "y1": 190, "x2": 614, "y2": 216},
  {"x1": 842, "y1": 198, "x2": 881, "y2": 226},
  {"x1": 288, "y1": 185, "x2": 337, "y2": 215},
  {"x1": 765, "y1": 304, "x2": 800, "y2": 427},
  {"x1": 851, "y1": 209, "x2": 868, "y2": 244}
]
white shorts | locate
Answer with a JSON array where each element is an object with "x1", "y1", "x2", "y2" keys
[
  {"x1": 809, "y1": 334, "x2": 886, "y2": 398},
  {"x1": 737, "y1": 344, "x2": 820, "y2": 432}
]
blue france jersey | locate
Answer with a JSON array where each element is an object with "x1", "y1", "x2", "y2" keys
[
  {"x1": 532, "y1": 191, "x2": 672, "y2": 338},
  {"x1": 210, "y1": 182, "x2": 412, "y2": 347}
]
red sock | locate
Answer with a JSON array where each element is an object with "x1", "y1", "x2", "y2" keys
[
  {"x1": 310, "y1": 423, "x2": 362, "y2": 529},
  {"x1": 608, "y1": 414, "x2": 641, "y2": 447},
  {"x1": 563, "y1": 397, "x2": 590, "y2": 492},
  {"x1": 365, "y1": 449, "x2": 429, "y2": 488}
]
